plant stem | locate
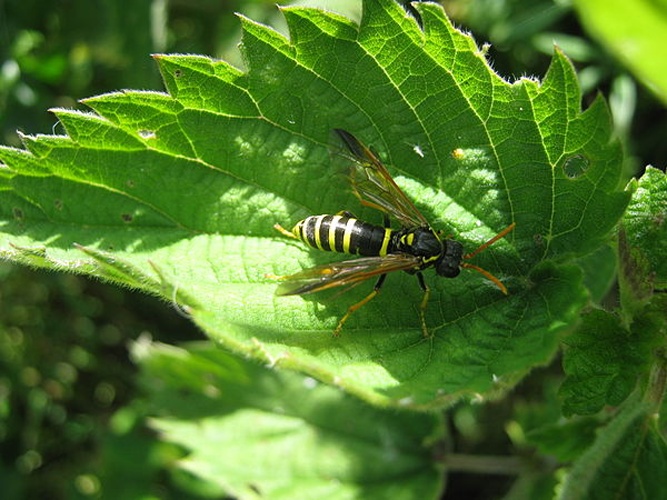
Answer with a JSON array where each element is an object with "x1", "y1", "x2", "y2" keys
[{"x1": 442, "y1": 453, "x2": 556, "y2": 476}]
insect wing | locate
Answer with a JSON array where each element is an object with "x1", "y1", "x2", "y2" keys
[
  {"x1": 334, "y1": 129, "x2": 429, "y2": 228},
  {"x1": 276, "y1": 254, "x2": 421, "y2": 296}
]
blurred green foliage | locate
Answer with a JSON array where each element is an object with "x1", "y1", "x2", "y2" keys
[
  {"x1": 0, "y1": 0, "x2": 665, "y2": 498},
  {"x1": 0, "y1": 263, "x2": 203, "y2": 498}
]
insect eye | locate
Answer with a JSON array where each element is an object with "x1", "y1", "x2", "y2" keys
[{"x1": 436, "y1": 260, "x2": 461, "y2": 278}]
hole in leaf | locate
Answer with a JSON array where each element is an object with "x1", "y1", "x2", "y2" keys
[
  {"x1": 562, "y1": 154, "x2": 589, "y2": 179},
  {"x1": 12, "y1": 207, "x2": 24, "y2": 221},
  {"x1": 121, "y1": 213, "x2": 133, "y2": 223},
  {"x1": 138, "y1": 129, "x2": 156, "y2": 140},
  {"x1": 54, "y1": 199, "x2": 63, "y2": 210}
]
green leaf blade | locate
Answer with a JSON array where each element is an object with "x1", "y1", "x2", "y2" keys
[
  {"x1": 138, "y1": 340, "x2": 445, "y2": 499},
  {"x1": 559, "y1": 399, "x2": 667, "y2": 500},
  {"x1": 0, "y1": 3, "x2": 628, "y2": 408},
  {"x1": 559, "y1": 309, "x2": 654, "y2": 416},
  {"x1": 622, "y1": 167, "x2": 667, "y2": 289}
]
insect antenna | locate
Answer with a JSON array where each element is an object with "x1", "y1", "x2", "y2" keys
[
  {"x1": 461, "y1": 222, "x2": 516, "y2": 295},
  {"x1": 460, "y1": 262, "x2": 509, "y2": 295}
]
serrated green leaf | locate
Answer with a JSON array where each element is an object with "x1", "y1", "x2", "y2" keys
[
  {"x1": 558, "y1": 398, "x2": 667, "y2": 500},
  {"x1": 621, "y1": 167, "x2": 667, "y2": 292},
  {"x1": 560, "y1": 309, "x2": 653, "y2": 416},
  {"x1": 135, "y1": 340, "x2": 444, "y2": 500},
  {"x1": 573, "y1": 0, "x2": 667, "y2": 105},
  {"x1": 0, "y1": 1, "x2": 629, "y2": 407}
]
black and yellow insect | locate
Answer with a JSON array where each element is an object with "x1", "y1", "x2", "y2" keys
[{"x1": 273, "y1": 129, "x2": 515, "y2": 336}]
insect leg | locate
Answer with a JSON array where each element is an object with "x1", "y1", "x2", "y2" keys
[
  {"x1": 334, "y1": 274, "x2": 387, "y2": 336},
  {"x1": 273, "y1": 223, "x2": 298, "y2": 239},
  {"x1": 267, "y1": 223, "x2": 302, "y2": 280},
  {"x1": 416, "y1": 272, "x2": 431, "y2": 337}
]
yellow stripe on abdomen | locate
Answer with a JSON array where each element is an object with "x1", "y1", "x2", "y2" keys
[{"x1": 342, "y1": 217, "x2": 357, "y2": 253}]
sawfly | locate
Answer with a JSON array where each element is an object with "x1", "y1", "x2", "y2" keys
[{"x1": 273, "y1": 129, "x2": 515, "y2": 336}]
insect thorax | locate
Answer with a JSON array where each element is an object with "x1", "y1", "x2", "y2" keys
[
  {"x1": 393, "y1": 227, "x2": 442, "y2": 257},
  {"x1": 393, "y1": 228, "x2": 463, "y2": 278}
]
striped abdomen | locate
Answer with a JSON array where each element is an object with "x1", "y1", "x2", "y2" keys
[{"x1": 292, "y1": 214, "x2": 392, "y2": 256}]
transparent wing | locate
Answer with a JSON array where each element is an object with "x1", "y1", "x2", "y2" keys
[
  {"x1": 334, "y1": 128, "x2": 429, "y2": 228},
  {"x1": 275, "y1": 253, "x2": 421, "y2": 296}
]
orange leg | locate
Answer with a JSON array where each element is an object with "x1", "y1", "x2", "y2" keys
[
  {"x1": 416, "y1": 272, "x2": 431, "y2": 337},
  {"x1": 273, "y1": 223, "x2": 298, "y2": 239},
  {"x1": 334, "y1": 274, "x2": 386, "y2": 336}
]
